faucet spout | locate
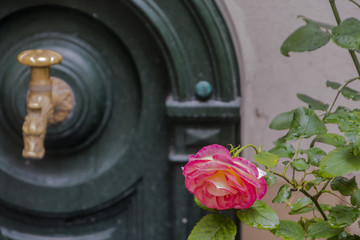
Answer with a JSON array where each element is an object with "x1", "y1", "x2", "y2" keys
[
  {"x1": 22, "y1": 95, "x2": 51, "y2": 159},
  {"x1": 18, "y1": 49, "x2": 74, "y2": 159}
]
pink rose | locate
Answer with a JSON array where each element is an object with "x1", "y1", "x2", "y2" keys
[{"x1": 183, "y1": 144, "x2": 267, "y2": 210}]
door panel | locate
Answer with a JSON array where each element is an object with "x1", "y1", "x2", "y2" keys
[{"x1": 0, "y1": 0, "x2": 240, "y2": 239}]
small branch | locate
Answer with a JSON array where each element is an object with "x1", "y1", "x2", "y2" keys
[
  {"x1": 300, "y1": 190, "x2": 328, "y2": 220},
  {"x1": 269, "y1": 170, "x2": 292, "y2": 185},
  {"x1": 349, "y1": 0, "x2": 360, "y2": 8},
  {"x1": 329, "y1": 0, "x2": 341, "y2": 25},
  {"x1": 283, "y1": 162, "x2": 291, "y2": 176},
  {"x1": 294, "y1": 137, "x2": 303, "y2": 161},
  {"x1": 233, "y1": 144, "x2": 260, "y2": 157},
  {"x1": 326, "y1": 76, "x2": 360, "y2": 114},
  {"x1": 319, "y1": 179, "x2": 331, "y2": 194},
  {"x1": 329, "y1": 0, "x2": 360, "y2": 76},
  {"x1": 349, "y1": 51, "x2": 360, "y2": 76},
  {"x1": 292, "y1": 168, "x2": 296, "y2": 188},
  {"x1": 322, "y1": 190, "x2": 352, "y2": 206}
]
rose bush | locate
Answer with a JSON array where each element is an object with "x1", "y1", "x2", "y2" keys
[
  {"x1": 185, "y1": 1, "x2": 360, "y2": 239},
  {"x1": 182, "y1": 144, "x2": 267, "y2": 210}
]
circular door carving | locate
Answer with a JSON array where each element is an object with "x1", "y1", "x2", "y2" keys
[{"x1": 0, "y1": 5, "x2": 143, "y2": 213}]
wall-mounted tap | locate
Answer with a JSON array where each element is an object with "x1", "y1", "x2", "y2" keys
[{"x1": 18, "y1": 49, "x2": 74, "y2": 159}]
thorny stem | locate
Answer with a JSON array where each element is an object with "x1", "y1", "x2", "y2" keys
[
  {"x1": 300, "y1": 190, "x2": 328, "y2": 220},
  {"x1": 329, "y1": 0, "x2": 360, "y2": 76}
]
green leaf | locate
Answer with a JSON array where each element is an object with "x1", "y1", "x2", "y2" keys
[
  {"x1": 269, "y1": 143, "x2": 295, "y2": 158},
  {"x1": 274, "y1": 135, "x2": 287, "y2": 145},
  {"x1": 290, "y1": 197, "x2": 313, "y2": 212},
  {"x1": 289, "y1": 204, "x2": 333, "y2": 215},
  {"x1": 271, "y1": 220, "x2": 305, "y2": 240},
  {"x1": 272, "y1": 184, "x2": 291, "y2": 203},
  {"x1": 308, "y1": 221, "x2": 343, "y2": 239},
  {"x1": 325, "y1": 111, "x2": 360, "y2": 139},
  {"x1": 302, "y1": 16, "x2": 335, "y2": 30},
  {"x1": 327, "y1": 80, "x2": 342, "y2": 90},
  {"x1": 237, "y1": 200, "x2": 280, "y2": 230},
  {"x1": 286, "y1": 107, "x2": 327, "y2": 140},
  {"x1": 254, "y1": 151, "x2": 279, "y2": 168},
  {"x1": 264, "y1": 171, "x2": 277, "y2": 187},
  {"x1": 334, "y1": 106, "x2": 351, "y2": 114},
  {"x1": 320, "y1": 204, "x2": 334, "y2": 212},
  {"x1": 291, "y1": 159, "x2": 310, "y2": 171},
  {"x1": 194, "y1": 197, "x2": 218, "y2": 212},
  {"x1": 331, "y1": 176, "x2": 358, "y2": 196},
  {"x1": 281, "y1": 23, "x2": 330, "y2": 56},
  {"x1": 269, "y1": 110, "x2": 294, "y2": 130},
  {"x1": 328, "y1": 205, "x2": 360, "y2": 228},
  {"x1": 319, "y1": 147, "x2": 360, "y2": 178},
  {"x1": 282, "y1": 160, "x2": 290, "y2": 166},
  {"x1": 332, "y1": 18, "x2": 360, "y2": 50},
  {"x1": 311, "y1": 133, "x2": 347, "y2": 148},
  {"x1": 341, "y1": 86, "x2": 360, "y2": 101},
  {"x1": 296, "y1": 93, "x2": 329, "y2": 111},
  {"x1": 351, "y1": 190, "x2": 360, "y2": 207},
  {"x1": 289, "y1": 207, "x2": 313, "y2": 215},
  {"x1": 314, "y1": 177, "x2": 325, "y2": 185},
  {"x1": 329, "y1": 232, "x2": 360, "y2": 240},
  {"x1": 188, "y1": 214, "x2": 237, "y2": 240},
  {"x1": 303, "y1": 181, "x2": 315, "y2": 191},
  {"x1": 302, "y1": 147, "x2": 326, "y2": 166}
]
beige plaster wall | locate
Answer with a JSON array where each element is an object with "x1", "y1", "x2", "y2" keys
[{"x1": 215, "y1": 0, "x2": 360, "y2": 239}]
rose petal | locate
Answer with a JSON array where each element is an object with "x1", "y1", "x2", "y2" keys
[
  {"x1": 186, "y1": 170, "x2": 217, "y2": 180},
  {"x1": 216, "y1": 195, "x2": 235, "y2": 210},
  {"x1": 257, "y1": 168, "x2": 267, "y2": 179},
  {"x1": 206, "y1": 173, "x2": 238, "y2": 196},
  {"x1": 255, "y1": 177, "x2": 267, "y2": 199},
  {"x1": 229, "y1": 168, "x2": 261, "y2": 188},
  {"x1": 185, "y1": 172, "x2": 216, "y2": 192},
  {"x1": 193, "y1": 144, "x2": 231, "y2": 160},
  {"x1": 223, "y1": 171, "x2": 247, "y2": 192},
  {"x1": 233, "y1": 186, "x2": 257, "y2": 209},
  {"x1": 198, "y1": 187, "x2": 218, "y2": 209},
  {"x1": 199, "y1": 161, "x2": 231, "y2": 172},
  {"x1": 212, "y1": 154, "x2": 234, "y2": 165},
  {"x1": 183, "y1": 160, "x2": 206, "y2": 175},
  {"x1": 232, "y1": 157, "x2": 260, "y2": 177},
  {"x1": 206, "y1": 183, "x2": 234, "y2": 197}
]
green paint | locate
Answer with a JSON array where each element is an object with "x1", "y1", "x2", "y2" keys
[{"x1": 0, "y1": 0, "x2": 240, "y2": 239}]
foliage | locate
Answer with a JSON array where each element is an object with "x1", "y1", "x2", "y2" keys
[{"x1": 186, "y1": 1, "x2": 360, "y2": 239}]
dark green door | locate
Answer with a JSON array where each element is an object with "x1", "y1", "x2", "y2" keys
[{"x1": 0, "y1": 1, "x2": 240, "y2": 239}]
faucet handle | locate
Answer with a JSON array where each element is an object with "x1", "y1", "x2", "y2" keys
[{"x1": 17, "y1": 49, "x2": 62, "y2": 67}]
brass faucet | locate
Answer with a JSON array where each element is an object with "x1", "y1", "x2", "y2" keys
[{"x1": 18, "y1": 49, "x2": 74, "y2": 159}]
